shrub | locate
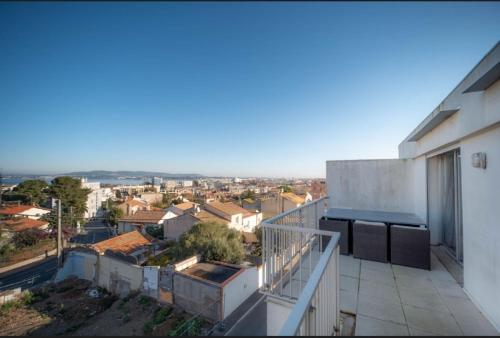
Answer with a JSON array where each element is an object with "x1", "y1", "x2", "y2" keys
[
  {"x1": 176, "y1": 222, "x2": 245, "y2": 264},
  {"x1": 12, "y1": 229, "x2": 48, "y2": 249},
  {"x1": 143, "y1": 322, "x2": 154, "y2": 335},
  {"x1": 153, "y1": 307, "x2": 173, "y2": 325},
  {"x1": 0, "y1": 244, "x2": 13, "y2": 259},
  {"x1": 138, "y1": 295, "x2": 151, "y2": 305}
]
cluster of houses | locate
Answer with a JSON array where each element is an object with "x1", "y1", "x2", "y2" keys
[{"x1": 0, "y1": 204, "x2": 52, "y2": 239}]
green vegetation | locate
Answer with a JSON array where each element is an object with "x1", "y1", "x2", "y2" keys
[
  {"x1": 0, "y1": 243, "x2": 13, "y2": 260},
  {"x1": 105, "y1": 198, "x2": 124, "y2": 226},
  {"x1": 0, "y1": 290, "x2": 36, "y2": 314},
  {"x1": 168, "y1": 317, "x2": 202, "y2": 336},
  {"x1": 175, "y1": 222, "x2": 245, "y2": 264},
  {"x1": 11, "y1": 179, "x2": 49, "y2": 205},
  {"x1": 49, "y1": 176, "x2": 91, "y2": 225},
  {"x1": 279, "y1": 185, "x2": 293, "y2": 193},
  {"x1": 251, "y1": 226, "x2": 262, "y2": 257},
  {"x1": 142, "y1": 306, "x2": 173, "y2": 334},
  {"x1": 240, "y1": 189, "x2": 256, "y2": 201},
  {"x1": 152, "y1": 193, "x2": 176, "y2": 209},
  {"x1": 145, "y1": 226, "x2": 164, "y2": 239},
  {"x1": 12, "y1": 229, "x2": 48, "y2": 249},
  {"x1": 153, "y1": 307, "x2": 173, "y2": 325}
]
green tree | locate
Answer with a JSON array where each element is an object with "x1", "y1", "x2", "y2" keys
[
  {"x1": 279, "y1": 185, "x2": 293, "y2": 193},
  {"x1": 176, "y1": 222, "x2": 245, "y2": 264},
  {"x1": 49, "y1": 176, "x2": 91, "y2": 224},
  {"x1": 251, "y1": 226, "x2": 262, "y2": 257},
  {"x1": 152, "y1": 193, "x2": 175, "y2": 209},
  {"x1": 12, "y1": 179, "x2": 48, "y2": 205},
  {"x1": 240, "y1": 190, "x2": 255, "y2": 201},
  {"x1": 105, "y1": 198, "x2": 123, "y2": 226}
]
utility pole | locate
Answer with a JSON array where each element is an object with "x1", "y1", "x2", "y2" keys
[{"x1": 57, "y1": 199, "x2": 63, "y2": 268}]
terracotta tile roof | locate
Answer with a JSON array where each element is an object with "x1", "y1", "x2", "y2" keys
[
  {"x1": 194, "y1": 210, "x2": 228, "y2": 225},
  {"x1": 207, "y1": 202, "x2": 253, "y2": 218},
  {"x1": 118, "y1": 210, "x2": 167, "y2": 223},
  {"x1": 0, "y1": 205, "x2": 50, "y2": 215},
  {"x1": 174, "y1": 202, "x2": 196, "y2": 211},
  {"x1": 0, "y1": 218, "x2": 50, "y2": 232},
  {"x1": 281, "y1": 192, "x2": 305, "y2": 205},
  {"x1": 92, "y1": 230, "x2": 152, "y2": 255},
  {"x1": 118, "y1": 198, "x2": 148, "y2": 208}
]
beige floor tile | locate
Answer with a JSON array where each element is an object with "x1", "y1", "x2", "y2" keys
[
  {"x1": 340, "y1": 256, "x2": 360, "y2": 278},
  {"x1": 355, "y1": 315, "x2": 409, "y2": 336},
  {"x1": 431, "y1": 279, "x2": 468, "y2": 299},
  {"x1": 360, "y1": 267, "x2": 396, "y2": 287},
  {"x1": 398, "y1": 286, "x2": 449, "y2": 313},
  {"x1": 403, "y1": 304, "x2": 462, "y2": 336},
  {"x1": 441, "y1": 295, "x2": 499, "y2": 336},
  {"x1": 358, "y1": 279, "x2": 400, "y2": 303},
  {"x1": 357, "y1": 293, "x2": 406, "y2": 324},
  {"x1": 340, "y1": 289, "x2": 357, "y2": 314},
  {"x1": 340, "y1": 275, "x2": 359, "y2": 293},
  {"x1": 361, "y1": 259, "x2": 392, "y2": 273},
  {"x1": 409, "y1": 327, "x2": 442, "y2": 336}
]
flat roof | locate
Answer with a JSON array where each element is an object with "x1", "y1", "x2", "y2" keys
[
  {"x1": 406, "y1": 108, "x2": 460, "y2": 142},
  {"x1": 402, "y1": 41, "x2": 500, "y2": 144},
  {"x1": 181, "y1": 262, "x2": 241, "y2": 284}
]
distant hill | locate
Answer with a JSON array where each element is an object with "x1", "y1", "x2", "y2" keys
[{"x1": 64, "y1": 170, "x2": 205, "y2": 179}]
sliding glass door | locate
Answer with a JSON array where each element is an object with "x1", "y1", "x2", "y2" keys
[{"x1": 427, "y1": 148, "x2": 463, "y2": 263}]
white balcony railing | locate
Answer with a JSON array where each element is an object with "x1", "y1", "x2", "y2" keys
[{"x1": 261, "y1": 197, "x2": 340, "y2": 336}]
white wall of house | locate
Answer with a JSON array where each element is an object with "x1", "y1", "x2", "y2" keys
[
  {"x1": 222, "y1": 266, "x2": 260, "y2": 319},
  {"x1": 18, "y1": 207, "x2": 51, "y2": 220}
]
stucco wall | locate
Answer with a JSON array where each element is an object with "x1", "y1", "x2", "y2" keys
[
  {"x1": 222, "y1": 267, "x2": 259, "y2": 319},
  {"x1": 163, "y1": 213, "x2": 197, "y2": 241},
  {"x1": 97, "y1": 255, "x2": 143, "y2": 297},
  {"x1": 459, "y1": 126, "x2": 500, "y2": 330},
  {"x1": 55, "y1": 250, "x2": 97, "y2": 282},
  {"x1": 326, "y1": 159, "x2": 415, "y2": 214},
  {"x1": 173, "y1": 273, "x2": 221, "y2": 322},
  {"x1": 266, "y1": 297, "x2": 293, "y2": 335}
]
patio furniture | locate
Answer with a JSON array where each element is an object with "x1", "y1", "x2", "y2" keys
[
  {"x1": 353, "y1": 220, "x2": 388, "y2": 263},
  {"x1": 319, "y1": 218, "x2": 351, "y2": 255},
  {"x1": 325, "y1": 208, "x2": 426, "y2": 227},
  {"x1": 390, "y1": 224, "x2": 430, "y2": 270}
]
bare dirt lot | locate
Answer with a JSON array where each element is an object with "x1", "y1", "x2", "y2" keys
[{"x1": 0, "y1": 277, "x2": 212, "y2": 336}]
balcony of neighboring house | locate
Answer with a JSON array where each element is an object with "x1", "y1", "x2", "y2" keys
[{"x1": 226, "y1": 197, "x2": 498, "y2": 336}]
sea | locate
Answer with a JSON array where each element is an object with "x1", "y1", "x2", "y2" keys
[{"x1": 2, "y1": 176, "x2": 147, "y2": 186}]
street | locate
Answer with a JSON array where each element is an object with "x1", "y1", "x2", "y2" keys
[
  {"x1": 0, "y1": 257, "x2": 57, "y2": 292},
  {"x1": 70, "y1": 217, "x2": 113, "y2": 244},
  {"x1": 0, "y1": 218, "x2": 114, "y2": 292}
]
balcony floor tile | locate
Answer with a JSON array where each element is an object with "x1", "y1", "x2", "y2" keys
[{"x1": 355, "y1": 315, "x2": 409, "y2": 336}]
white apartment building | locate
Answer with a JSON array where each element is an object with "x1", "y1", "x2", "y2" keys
[{"x1": 81, "y1": 178, "x2": 113, "y2": 218}]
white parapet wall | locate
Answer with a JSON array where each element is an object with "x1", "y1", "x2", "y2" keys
[
  {"x1": 266, "y1": 296, "x2": 294, "y2": 336},
  {"x1": 326, "y1": 159, "x2": 420, "y2": 215},
  {"x1": 222, "y1": 266, "x2": 260, "y2": 319}
]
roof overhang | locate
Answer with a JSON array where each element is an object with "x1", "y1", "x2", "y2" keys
[
  {"x1": 463, "y1": 61, "x2": 500, "y2": 93},
  {"x1": 406, "y1": 108, "x2": 460, "y2": 142}
]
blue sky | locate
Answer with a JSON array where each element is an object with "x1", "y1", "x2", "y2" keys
[{"x1": 1, "y1": 2, "x2": 499, "y2": 178}]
